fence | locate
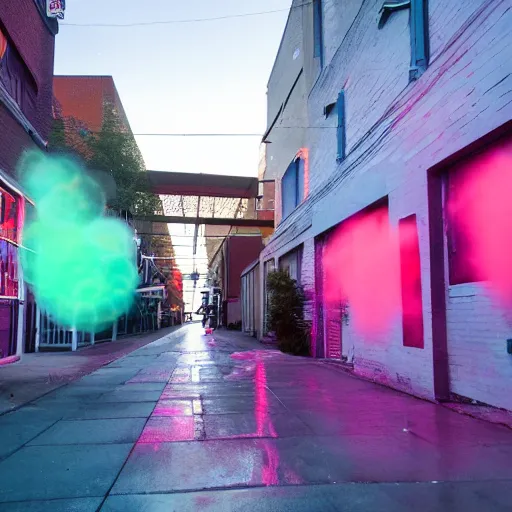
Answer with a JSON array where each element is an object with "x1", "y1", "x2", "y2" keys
[{"x1": 36, "y1": 298, "x2": 160, "y2": 351}]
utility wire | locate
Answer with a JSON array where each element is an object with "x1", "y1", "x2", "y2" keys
[
  {"x1": 132, "y1": 133, "x2": 262, "y2": 137},
  {"x1": 83, "y1": 127, "x2": 336, "y2": 137},
  {"x1": 60, "y1": 2, "x2": 312, "y2": 28}
]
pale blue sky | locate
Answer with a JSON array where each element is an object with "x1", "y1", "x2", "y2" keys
[
  {"x1": 55, "y1": 0, "x2": 291, "y2": 177},
  {"x1": 55, "y1": 1, "x2": 291, "y2": 309}
]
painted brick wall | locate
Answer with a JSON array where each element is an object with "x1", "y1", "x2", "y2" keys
[
  {"x1": 0, "y1": 0, "x2": 56, "y2": 141},
  {"x1": 260, "y1": 0, "x2": 511, "y2": 404},
  {"x1": 446, "y1": 284, "x2": 512, "y2": 410}
]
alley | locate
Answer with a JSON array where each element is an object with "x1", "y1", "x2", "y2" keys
[{"x1": 0, "y1": 324, "x2": 511, "y2": 511}]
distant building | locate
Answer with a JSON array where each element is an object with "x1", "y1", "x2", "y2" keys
[
  {"x1": 246, "y1": 0, "x2": 512, "y2": 411},
  {"x1": 0, "y1": 1, "x2": 59, "y2": 362},
  {"x1": 209, "y1": 232, "x2": 263, "y2": 329}
]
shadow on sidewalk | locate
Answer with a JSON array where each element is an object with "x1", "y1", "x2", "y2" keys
[{"x1": 0, "y1": 325, "x2": 184, "y2": 415}]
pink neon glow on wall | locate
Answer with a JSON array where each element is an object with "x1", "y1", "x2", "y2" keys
[
  {"x1": 297, "y1": 148, "x2": 309, "y2": 199},
  {"x1": 447, "y1": 139, "x2": 512, "y2": 306},
  {"x1": 399, "y1": 215, "x2": 424, "y2": 349},
  {"x1": 323, "y1": 204, "x2": 401, "y2": 336}
]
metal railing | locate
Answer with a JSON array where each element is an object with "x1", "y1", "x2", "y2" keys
[{"x1": 37, "y1": 312, "x2": 94, "y2": 350}]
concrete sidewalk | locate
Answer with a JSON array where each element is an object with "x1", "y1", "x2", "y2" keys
[
  {"x1": 0, "y1": 325, "x2": 184, "y2": 415},
  {"x1": 0, "y1": 324, "x2": 511, "y2": 511}
]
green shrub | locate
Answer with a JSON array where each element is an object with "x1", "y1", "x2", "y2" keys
[{"x1": 266, "y1": 270, "x2": 310, "y2": 356}]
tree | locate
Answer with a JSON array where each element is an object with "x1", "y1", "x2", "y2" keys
[
  {"x1": 266, "y1": 270, "x2": 311, "y2": 356},
  {"x1": 48, "y1": 101, "x2": 161, "y2": 216},
  {"x1": 87, "y1": 103, "x2": 161, "y2": 215}
]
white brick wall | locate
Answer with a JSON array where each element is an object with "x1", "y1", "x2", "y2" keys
[{"x1": 259, "y1": 0, "x2": 512, "y2": 407}]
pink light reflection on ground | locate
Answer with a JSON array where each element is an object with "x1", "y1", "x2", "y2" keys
[
  {"x1": 138, "y1": 416, "x2": 195, "y2": 443},
  {"x1": 224, "y1": 351, "x2": 303, "y2": 486},
  {"x1": 254, "y1": 355, "x2": 277, "y2": 439}
]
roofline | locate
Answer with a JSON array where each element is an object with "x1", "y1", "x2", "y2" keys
[
  {"x1": 54, "y1": 75, "x2": 114, "y2": 79},
  {"x1": 241, "y1": 259, "x2": 260, "y2": 276},
  {"x1": 266, "y1": 0, "x2": 304, "y2": 89}
]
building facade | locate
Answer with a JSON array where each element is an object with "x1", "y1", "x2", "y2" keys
[
  {"x1": 255, "y1": 0, "x2": 512, "y2": 410},
  {"x1": 0, "y1": 1, "x2": 59, "y2": 362},
  {"x1": 209, "y1": 232, "x2": 264, "y2": 329}
]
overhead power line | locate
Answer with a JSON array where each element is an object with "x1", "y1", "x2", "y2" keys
[
  {"x1": 60, "y1": 2, "x2": 312, "y2": 28},
  {"x1": 133, "y1": 133, "x2": 262, "y2": 137}
]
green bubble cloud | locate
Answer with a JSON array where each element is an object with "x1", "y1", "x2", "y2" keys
[{"x1": 19, "y1": 151, "x2": 138, "y2": 332}]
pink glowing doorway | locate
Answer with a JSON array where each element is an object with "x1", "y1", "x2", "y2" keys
[
  {"x1": 428, "y1": 122, "x2": 512, "y2": 406},
  {"x1": 314, "y1": 234, "x2": 342, "y2": 360}
]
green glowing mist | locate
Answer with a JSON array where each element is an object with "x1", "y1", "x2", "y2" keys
[{"x1": 18, "y1": 151, "x2": 138, "y2": 332}]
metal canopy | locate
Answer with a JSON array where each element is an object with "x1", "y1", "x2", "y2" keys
[{"x1": 145, "y1": 171, "x2": 258, "y2": 198}]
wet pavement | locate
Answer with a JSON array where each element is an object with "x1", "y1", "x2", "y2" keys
[{"x1": 0, "y1": 323, "x2": 511, "y2": 511}]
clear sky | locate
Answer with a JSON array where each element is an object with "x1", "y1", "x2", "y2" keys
[{"x1": 55, "y1": 0, "x2": 291, "y2": 177}]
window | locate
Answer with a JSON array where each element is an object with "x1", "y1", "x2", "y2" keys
[
  {"x1": 409, "y1": 0, "x2": 429, "y2": 80},
  {"x1": 263, "y1": 259, "x2": 276, "y2": 334},
  {"x1": 313, "y1": 0, "x2": 324, "y2": 67},
  {"x1": 399, "y1": 215, "x2": 424, "y2": 349},
  {"x1": 281, "y1": 157, "x2": 305, "y2": 220},
  {"x1": 279, "y1": 248, "x2": 302, "y2": 284},
  {"x1": 336, "y1": 90, "x2": 346, "y2": 162},
  {"x1": 0, "y1": 25, "x2": 37, "y2": 112},
  {"x1": 378, "y1": 0, "x2": 429, "y2": 81},
  {"x1": 445, "y1": 156, "x2": 487, "y2": 286}
]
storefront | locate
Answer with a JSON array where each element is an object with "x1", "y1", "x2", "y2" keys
[{"x1": 0, "y1": 174, "x2": 31, "y2": 364}]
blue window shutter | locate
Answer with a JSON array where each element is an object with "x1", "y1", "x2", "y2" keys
[
  {"x1": 282, "y1": 161, "x2": 298, "y2": 220},
  {"x1": 409, "y1": 0, "x2": 429, "y2": 81},
  {"x1": 336, "y1": 90, "x2": 346, "y2": 163},
  {"x1": 313, "y1": 0, "x2": 324, "y2": 66},
  {"x1": 297, "y1": 158, "x2": 305, "y2": 204}
]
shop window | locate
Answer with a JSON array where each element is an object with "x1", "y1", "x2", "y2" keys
[
  {"x1": 399, "y1": 215, "x2": 424, "y2": 348},
  {"x1": 0, "y1": 25, "x2": 38, "y2": 113},
  {"x1": 279, "y1": 248, "x2": 302, "y2": 284}
]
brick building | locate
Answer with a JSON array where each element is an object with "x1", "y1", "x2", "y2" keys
[
  {"x1": 251, "y1": 0, "x2": 512, "y2": 410},
  {"x1": 0, "y1": 1, "x2": 60, "y2": 362}
]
